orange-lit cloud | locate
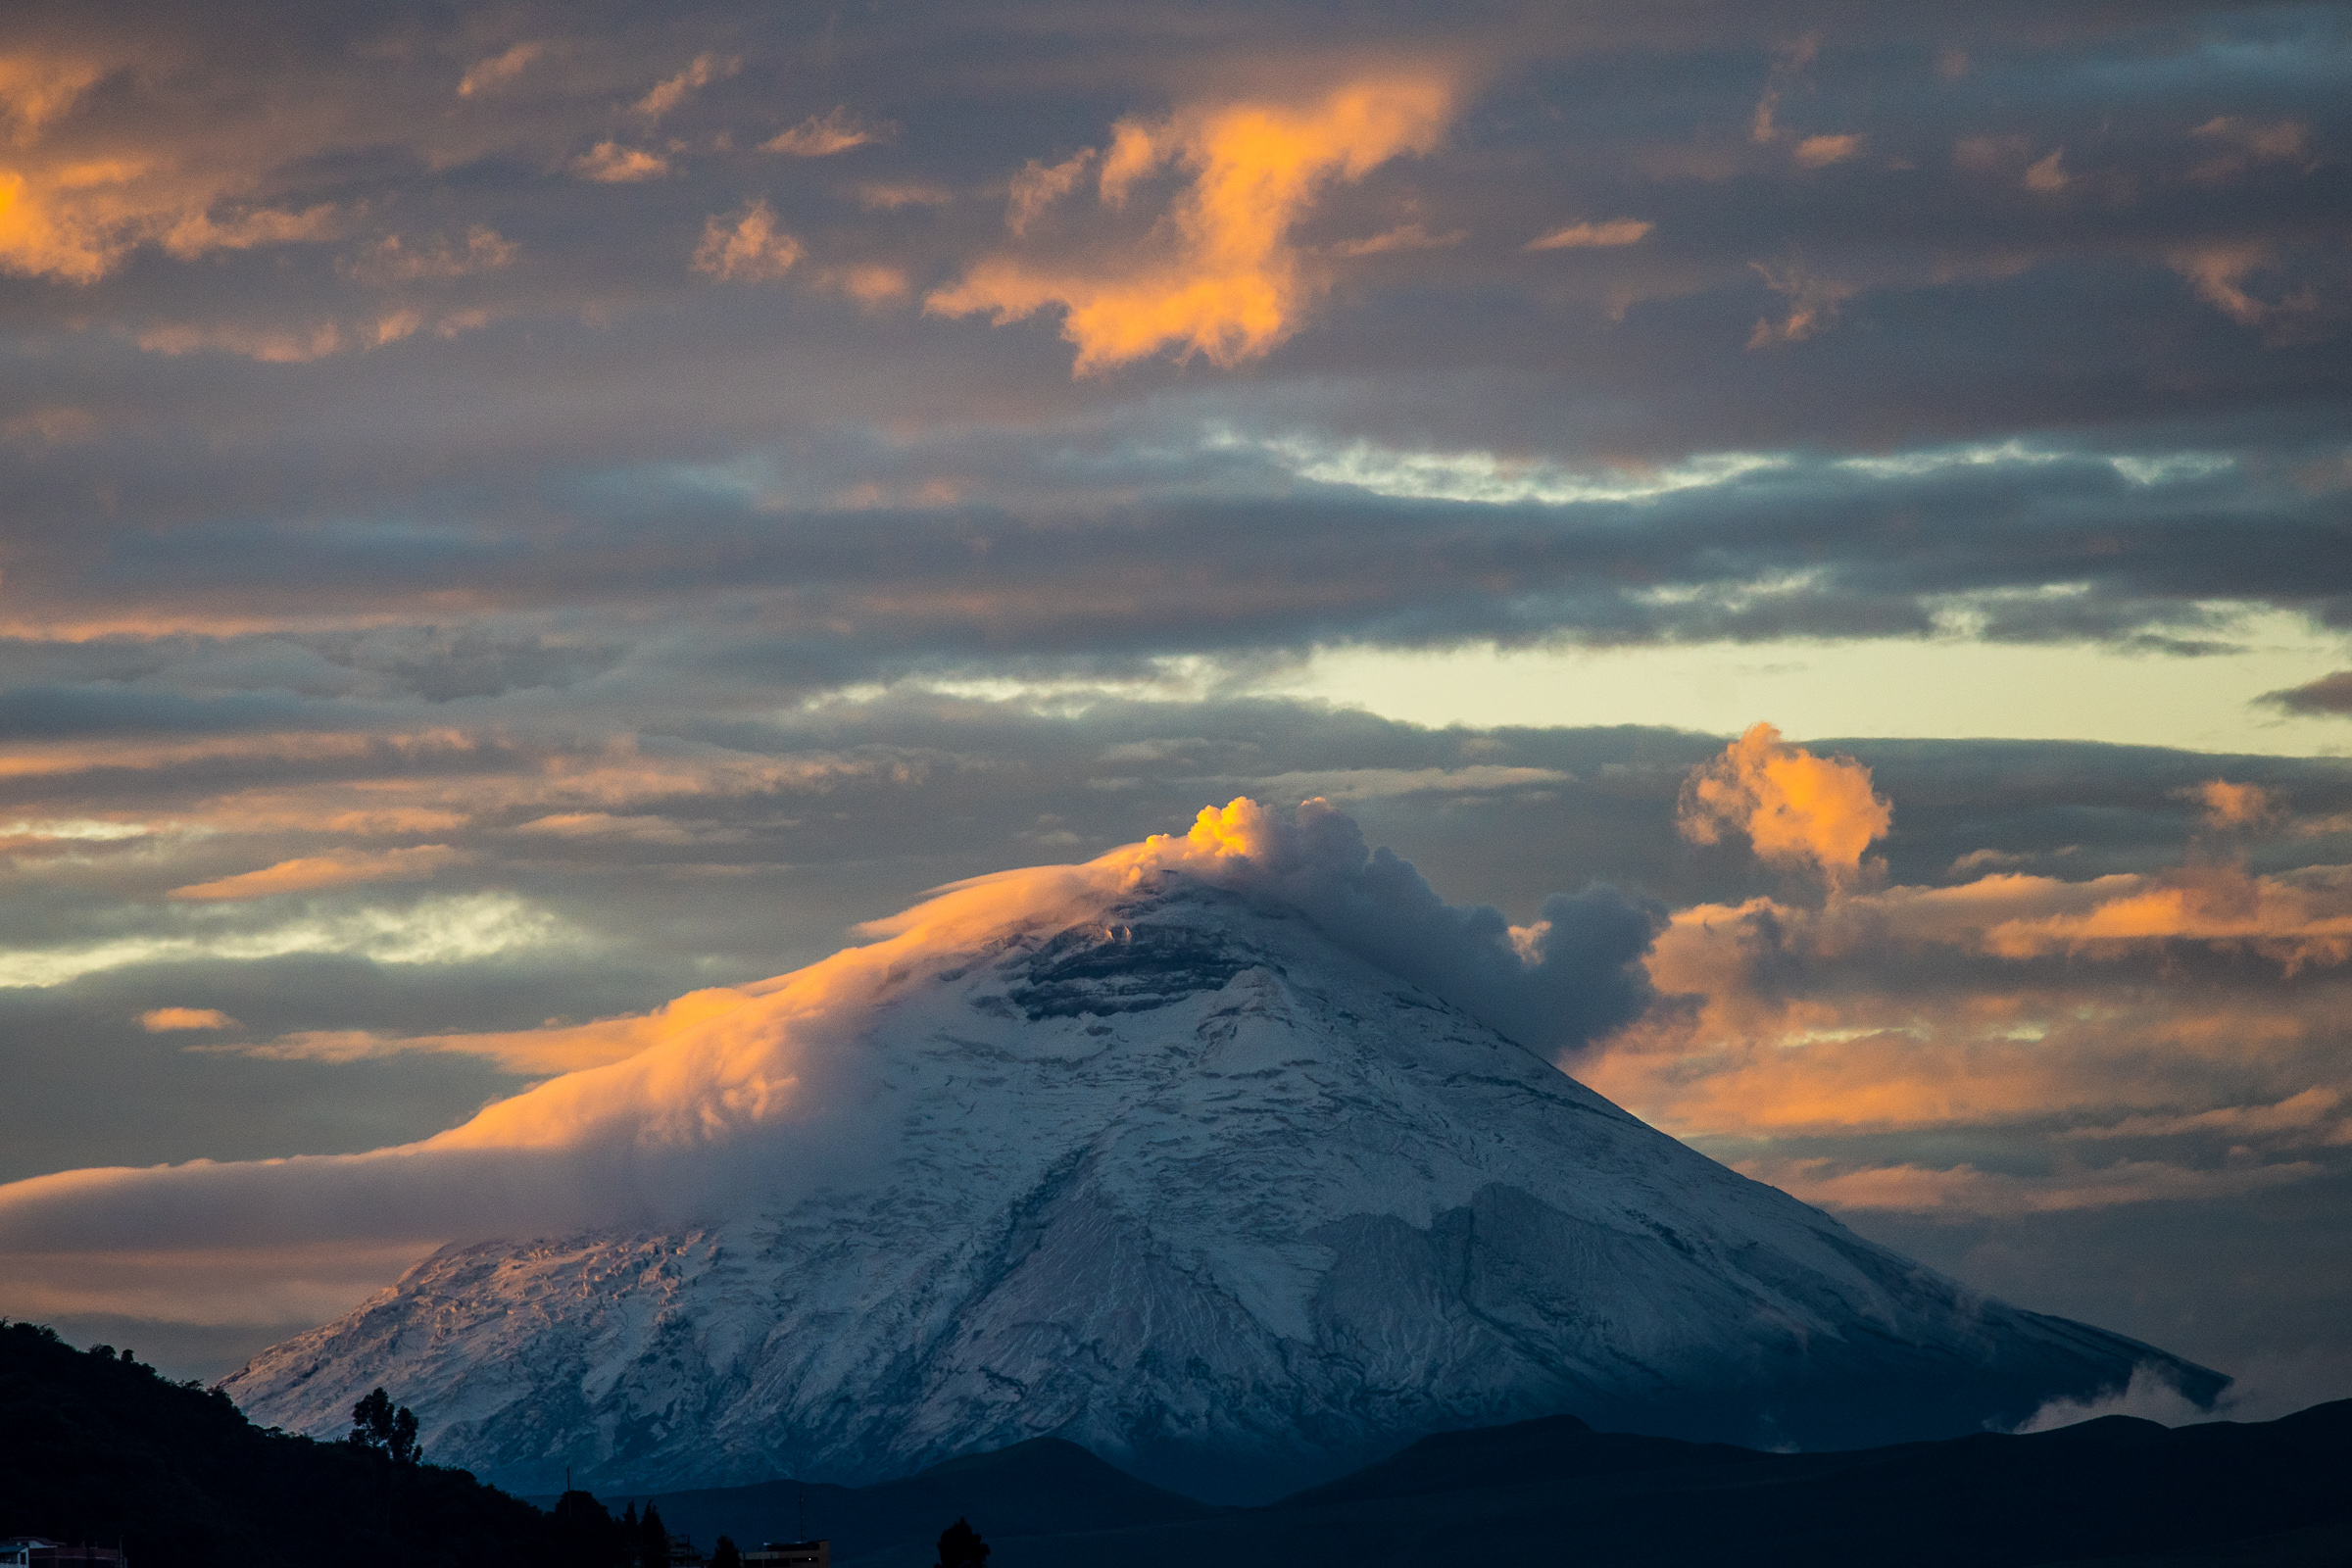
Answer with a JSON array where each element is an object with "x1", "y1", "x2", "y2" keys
[
  {"x1": 1332, "y1": 221, "x2": 1463, "y2": 256},
  {"x1": 139, "y1": 1006, "x2": 238, "y2": 1032},
  {"x1": 856, "y1": 182, "x2": 954, "y2": 212},
  {"x1": 2024, "y1": 148, "x2": 2070, "y2": 193},
  {"x1": 159, "y1": 203, "x2": 341, "y2": 257},
  {"x1": 0, "y1": 733, "x2": 902, "y2": 898},
  {"x1": 632, "y1": 54, "x2": 737, "y2": 121},
  {"x1": 0, "y1": 736, "x2": 389, "y2": 785},
  {"x1": 0, "y1": 49, "x2": 353, "y2": 284},
  {"x1": 1954, "y1": 134, "x2": 2035, "y2": 173},
  {"x1": 516, "y1": 811, "x2": 746, "y2": 845},
  {"x1": 818, "y1": 263, "x2": 911, "y2": 308},
  {"x1": 1746, "y1": 34, "x2": 1864, "y2": 172},
  {"x1": 926, "y1": 74, "x2": 1455, "y2": 373},
  {"x1": 1980, "y1": 861, "x2": 2352, "y2": 969},
  {"x1": 762, "y1": 107, "x2": 892, "y2": 158},
  {"x1": 571, "y1": 141, "x2": 669, "y2": 182},
  {"x1": 136, "y1": 318, "x2": 347, "y2": 363},
  {"x1": 1794, "y1": 133, "x2": 1862, "y2": 168},
  {"x1": 0, "y1": 794, "x2": 1637, "y2": 1273},
  {"x1": 2189, "y1": 117, "x2": 2312, "y2": 183},
  {"x1": 1676, "y1": 722, "x2": 1890, "y2": 887},
  {"x1": 211, "y1": 986, "x2": 762, "y2": 1075},
  {"x1": 1566, "y1": 842, "x2": 2352, "y2": 1228},
  {"x1": 1677, "y1": 861, "x2": 2352, "y2": 978},
  {"x1": 167, "y1": 845, "x2": 462, "y2": 902},
  {"x1": 2169, "y1": 242, "x2": 2302, "y2": 327},
  {"x1": 1586, "y1": 729, "x2": 2352, "y2": 1197},
  {"x1": 2, "y1": 170, "x2": 340, "y2": 284},
  {"x1": 1734, "y1": 1155, "x2": 2324, "y2": 1215},
  {"x1": 0, "y1": 169, "x2": 104, "y2": 282},
  {"x1": 0, "y1": 1239, "x2": 441, "y2": 1328},
  {"x1": 1747, "y1": 33, "x2": 1819, "y2": 146},
  {"x1": 340, "y1": 227, "x2": 516, "y2": 285},
  {"x1": 2190, "y1": 778, "x2": 2281, "y2": 830},
  {"x1": 1590, "y1": 934, "x2": 2346, "y2": 1135},
  {"x1": 1526, "y1": 219, "x2": 1651, "y2": 250},
  {"x1": 1006, "y1": 152, "x2": 1092, "y2": 233},
  {"x1": 692, "y1": 199, "x2": 804, "y2": 281},
  {"x1": 0, "y1": 54, "x2": 102, "y2": 138},
  {"x1": 1746, "y1": 263, "x2": 1856, "y2": 347},
  {"x1": 2065, "y1": 1087, "x2": 2352, "y2": 1146},
  {"x1": 0, "y1": 405, "x2": 97, "y2": 445},
  {"x1": 456, "y1": 42, "x2": 544, "y2": 98}
]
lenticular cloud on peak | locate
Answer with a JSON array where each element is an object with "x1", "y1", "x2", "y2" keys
[{"x1": 173, "y1": 798, "x2": 2217, "y2": 1501}]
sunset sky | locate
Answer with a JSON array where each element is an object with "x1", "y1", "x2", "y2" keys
[{"x1": 2, "y1": 0, "x2": 2350, "y2": 1411}]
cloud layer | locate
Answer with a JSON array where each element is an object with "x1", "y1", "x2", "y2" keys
[
  {"x1": 927, "y1": 74, "x2": 1455, "y2": 370},
  {"x1": 0, "y1": 796, "x2": 1656, "y2": 1303}
]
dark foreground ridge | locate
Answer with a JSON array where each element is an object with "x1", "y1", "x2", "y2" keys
[
  {"x1": 630, "y1": 1437, "x2": 1217, "y2": 1557},
  {"x1": 643, "y1": 1399, "x2": 2352, "y2": 1568},
  {"x1": 12, "y1": 1313, "x2": 2350, "y2": 1568},
  {"x1": 0, "y1": 1320, "x2": 619, "y2": 1568}
]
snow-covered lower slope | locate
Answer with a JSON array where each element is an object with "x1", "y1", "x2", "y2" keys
[{"x1": 222, "y1": 873, "x2": 2212, "y2": 1502}]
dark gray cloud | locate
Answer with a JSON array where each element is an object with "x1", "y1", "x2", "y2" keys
[
  {"x1": 3, "y1": 440, "x2": 2345, "y2": 692},
  {"x1": 2261, "y1": 669, "x2": 2352, "y2": 714}
]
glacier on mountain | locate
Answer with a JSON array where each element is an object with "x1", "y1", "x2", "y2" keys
[{"x1": 218, "y1": 799, "x2": 2216, "y2": 1501}]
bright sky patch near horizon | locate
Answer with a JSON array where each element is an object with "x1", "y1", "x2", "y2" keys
[{"x1": 1278, "y1": 616, "x2": 2352, "y2": 754}]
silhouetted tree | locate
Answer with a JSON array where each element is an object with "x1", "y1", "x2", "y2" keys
[
  {"x1": 934, "y1": 1517, "x2": 989, "y2": 1568},
  {"x1": 710, "y1": 1536, "x2": 742, "y2": 1568},
  {"x1": 639, "y1": 1500, "x2": 670, "y2": 1568},
  {"x1": 553, "y1": 1490, "x2": 633, "y2": 1568},
  {"x1": 3, "y1": 1318, "x2": 626, "y2": 1568},
  {"x1": 553, "y1": 1491, "x2": 616, "y2": 1532},
  {"x1": 347, "y1": 1387, "x2": 422, "y2": 1466}
]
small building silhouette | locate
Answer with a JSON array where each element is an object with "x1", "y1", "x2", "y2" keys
[
  {"x1": 2, "y1": 1542, "x2": 127, "y2": 1568},
  {"x1": 743, "y1": 1542, "x2": 827, "y2": 1568}
]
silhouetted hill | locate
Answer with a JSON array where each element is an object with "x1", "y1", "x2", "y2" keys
[
  {"x1": 18, "y1": 1302, "x2": 2346, "y2": 1568},
  {"x1": 638, "y1": 1437, "x2": 1218, "y2": 1558},
  {"x1": 1128, "y1": 1401, "x2": 2352, "y2": 1568},
  {"x1": 1273, "y1": 1411, "x2": 1768, "y2": 1505},
  {"x1": 671, "y1": 1398, "x2": 2352, "y2": 1568},
  {"x1": 0, "y1": 1320, "x2": 620, "y2": 1568},
  {"x1": 2051, "y1": 1520, "x2": 2352, "y2": 1567}
]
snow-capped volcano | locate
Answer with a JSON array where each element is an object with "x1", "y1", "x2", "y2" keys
[{"x1": 219, "y1": 800, "x2": 2214, "y2": 1501}]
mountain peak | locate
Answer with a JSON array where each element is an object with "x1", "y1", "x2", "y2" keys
[
  {"x1": 220, "y1": 823, "x2": 2214, "y2": 1501},
  {"x1": 991, "y1": 885, "x2": 1283, "y2": 1022}
]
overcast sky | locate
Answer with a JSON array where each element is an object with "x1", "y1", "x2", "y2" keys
[{"x1": 2, "y1": 0, "x2": 2350, "y2": 1407}]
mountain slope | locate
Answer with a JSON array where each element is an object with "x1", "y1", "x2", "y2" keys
[{"x1": 222, "y1": 860, "x2": 2217, "y2": 1502}]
